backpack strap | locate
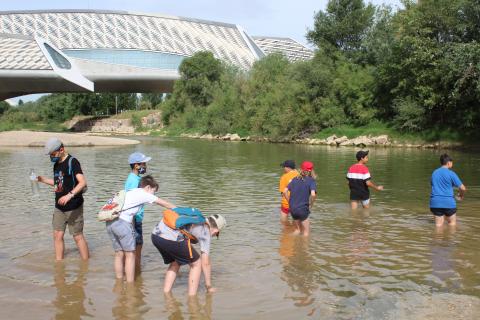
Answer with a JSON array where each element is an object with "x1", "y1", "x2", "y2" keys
[{"x1": 68, "y1": 156, "x2": 76, "y2": 188}]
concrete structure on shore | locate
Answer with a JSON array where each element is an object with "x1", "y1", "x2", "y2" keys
[{"x1": 0, "y1": 10, "x2": 314, "y2": 100}]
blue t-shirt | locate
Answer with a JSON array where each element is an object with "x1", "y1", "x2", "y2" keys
[
  {"x1": 430, "y1": 167, "x2": 462, "y2": 209},
  {"x1": 125, "y1": 172, "x2": 144, "y2": 222},
  {"x1": 287, "y1": 176, "x2": 317, "y2": 211}
]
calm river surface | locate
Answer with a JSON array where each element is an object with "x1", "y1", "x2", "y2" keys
[{"x1": 1, "y1": 137, "x2": 479, "y2": 319}]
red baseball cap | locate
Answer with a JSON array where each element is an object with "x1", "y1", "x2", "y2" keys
[{"x1": 301, "y1": 161, "x2": 314, "y2": 171}]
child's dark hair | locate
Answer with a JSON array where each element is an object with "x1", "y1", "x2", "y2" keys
[
  {"x1": 139, "y1": 175, "x2": 159, "y2": 191},
  {"x1": 440, "y1": 154, "x2": 453, "y2": 165},
  {"x1": 130, "y1": 164, "x2": 136, "y2": 170}
]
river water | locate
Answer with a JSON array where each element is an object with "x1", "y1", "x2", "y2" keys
[{"x1": 1, "y1": 137, "x2": 479, "y2": 319}]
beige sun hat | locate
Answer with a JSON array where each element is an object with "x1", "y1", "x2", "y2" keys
[{"x1": 208, "y1": 214, "x2": 227, "y2": 237}]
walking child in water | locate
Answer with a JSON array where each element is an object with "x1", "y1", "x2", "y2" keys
[
  {"x1": 284, "y1": 161, "x2": 317, "y2": 236},
  {"x1": 279, "y1": 160, "x2": 299, "y2": 223},
  {"x1": 346, "y1": 150, "x2": 383, "y2": 209},
  {"x1": 430, "y1": 154, "x2": 466, "y2": 227}
]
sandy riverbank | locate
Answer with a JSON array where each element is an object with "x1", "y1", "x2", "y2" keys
[{"x1": 0, "y1": 131, "x2": 140, "y2": 147}]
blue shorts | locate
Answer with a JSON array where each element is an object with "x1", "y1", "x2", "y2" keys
[
  {"x1": 106, "y1": 219, "x2": 136, "y2": 252},
  {"x1": 134, "y1": 220, "x2": 143, "y2": 246},
  {"x1": 290, "y1": 207, "x2": 310, "y2": 221}
]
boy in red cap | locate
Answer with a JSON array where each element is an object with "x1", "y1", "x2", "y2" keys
[
  {"x1": 346, "y1": 150, "x2": 383, "y2": 209},
  {"x1": 283, "y1": 161, "x2": 317, "y2": 236}
]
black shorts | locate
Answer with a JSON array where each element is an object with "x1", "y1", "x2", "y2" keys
[
  {"x1": 430, "y1": 208, "x2": 457, "y2": 217},
  {"x1": 151, "y1": 233, "x2": 199, "y2": 265},
  {"x1": 290, "y1": 207, "x2": 310, "y2": 221},
  {"x1": 350, "y1": 191, "x2": 370, "y2": 201}
]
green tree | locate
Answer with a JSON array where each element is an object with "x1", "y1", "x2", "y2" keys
[
  {"x1": 0, "y1": 100, "x2": 10, "y2": 115},
  {"x1": 307, "y1": 0, "x2": 375, "y2": 59}
]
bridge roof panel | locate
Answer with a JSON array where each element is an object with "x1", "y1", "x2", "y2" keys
[
  {"x1": 0, "y1": 34, "x2": 52, "y2": 70},
  {"x1": 0, "y1": 10, "x2": 260, "y2": 69},
  {"x1": 252, "y1": 36, "x2": 315, "y2": 62}
]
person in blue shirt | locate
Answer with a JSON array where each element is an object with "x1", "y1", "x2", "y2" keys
[
  {"x1": 430, "y1": 154, "x2": 467, "y2": 227},
  {"x1": 283, "y1": 161, "x2": 317, "y2": 236},
  {"x1": 125, "y1": 152, "x2": 152, "y2": 272}
]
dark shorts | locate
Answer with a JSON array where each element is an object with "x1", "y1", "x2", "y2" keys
[
  {"x1": 431, "y1": 208, "x2": 457, "y2": 217},
  {"x1": 350, "y1": 191, "x2": 370, "y2": 201},
  {"x1": 151, "y1": 233, "x2": 199, "y2": 266},
  {"x1": 290, "y1": 207, "x2": 310, "y2": 222},
  {"x1": 134, "y1": 220, "x2": 143, "y2": 246}
]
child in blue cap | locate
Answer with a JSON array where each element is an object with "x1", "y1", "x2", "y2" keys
[{"x1": 125, "y1": 152, "x2": 152, "y2": 272}]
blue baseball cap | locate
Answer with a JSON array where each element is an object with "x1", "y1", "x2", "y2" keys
[{"x1": 128, "y1": 152, "x2": 152, "y2": 164}]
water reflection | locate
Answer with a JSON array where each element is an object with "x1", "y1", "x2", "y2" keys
[
  {"x1": 112, "y1": 277, "x2": 148, "y2": 320},
  {"x1": 164, "y1": 292, "x2": 213, "y2": 320},
  {"x1": 430, "y1": 227, "x2": 462, "y2": 292},
  {"x1": 279, "y1": 223, "x2": 317, "y2": 312},
  {"x1": 53, "y1": 261, "x2": 89, "y2": 320},
  {"x1": 347, "y1": 209, "x2": 371, "y2": 269}
]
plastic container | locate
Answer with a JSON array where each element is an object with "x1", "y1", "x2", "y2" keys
[{"x1": 30, "y1": 169, "x2": 39, "y2": 196}]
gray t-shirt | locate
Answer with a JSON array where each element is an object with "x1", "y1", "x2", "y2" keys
[
  {"x1": 152, "y1": 220, "x2": 182, "y2": 241},
  {"x1": 189, "y1": 224, "x2": 211, "y2": 254},
  {"x1": 152, "y1": 221, "x2": 211, "y2": 254}
]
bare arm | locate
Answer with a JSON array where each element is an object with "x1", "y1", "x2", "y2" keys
[
  {"x1": 201, "y1": 253, "x2": 216, "y2": 293},
  {"x1": 309, "y1": 191, "x2": 316, "y2": 209},
  {"x1": 283, "y1": 187, "x2": 290, "y2": 202},
  {"x1": 37, "y1": 175, "x2": 54, "y2": 186},
  {"x1": 457, "y1": 184, "x2": 467, "y2": 200},
  {"x1": 58, "y1": 173, "x2": 87, "y2": 206},
  {"x1": 366, "y1": 180, "x2": 383, "y2": 191},
  {"x1": 154, "y1": 198, "x2": 175, "y2": 209}
]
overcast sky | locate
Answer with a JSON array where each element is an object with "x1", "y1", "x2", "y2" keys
[{"x1": 3, "y1": 0, "x2": 404, "y2": 104}]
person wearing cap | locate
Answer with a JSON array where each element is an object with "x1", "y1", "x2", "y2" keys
[
  {"x1": 283, "y1": 161, "x2": 317, "y2": 236},
  {"x1": 346, "y1": 150, "x2": 383, "y2": 210},
  {"x1": 107, "y1": 175, "x2": 176, "y2": 283},
  {"x1": 37, "y1": 138, "x2": 89, "y2": 261},
  {"x1": 279, "y1": 160, "x2": 299, "y2": 223},
  {"x1": 125, "y1": 152, "x2": 152, "y2": 272},
  {"x1": 151, "y1": 211, "x2": 227, "y2": 295},
  {"x1": 430, "y1": 154, "x2": 467, "y2": 227}
]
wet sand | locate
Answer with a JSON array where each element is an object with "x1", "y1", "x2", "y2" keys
[{"x1": 0, "y1": 130, "x2": 140, "y2": 147}]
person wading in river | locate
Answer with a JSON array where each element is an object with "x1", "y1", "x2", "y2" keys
[
  {"x1": 279, "y1": 160, "x2": 299, "y2": 223},
  {"x1": 124, "y1": 152, "x2": 152, "y2": 273},
  {"x1": 430, "y1": 154, "x2": 467, "y2": 227},
  {"x1": 346, "y1": 150, "x2": 383, "y2": 209},
  {"x1": 37, "y1": 138, "x2": 89, "y2": 261},
  {"x1": 284, "y1": 161, "x2": 317, "y2": 236}
]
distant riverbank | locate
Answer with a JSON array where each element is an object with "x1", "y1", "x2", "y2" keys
[
  {"x1": 176, "y1": 132, "x2": 464, "y2": 149},
  {"x1": 0, "y1": 131, "x2": 140, "y2": 147}
]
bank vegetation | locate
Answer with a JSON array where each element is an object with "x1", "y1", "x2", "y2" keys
[{"x1": 1, "y1": 0, "x2": 479, "y2": 145}]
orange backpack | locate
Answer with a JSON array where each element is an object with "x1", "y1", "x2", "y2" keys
[{"x1": 162, "y1": 207, "x2": 206, "y2": 258}]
